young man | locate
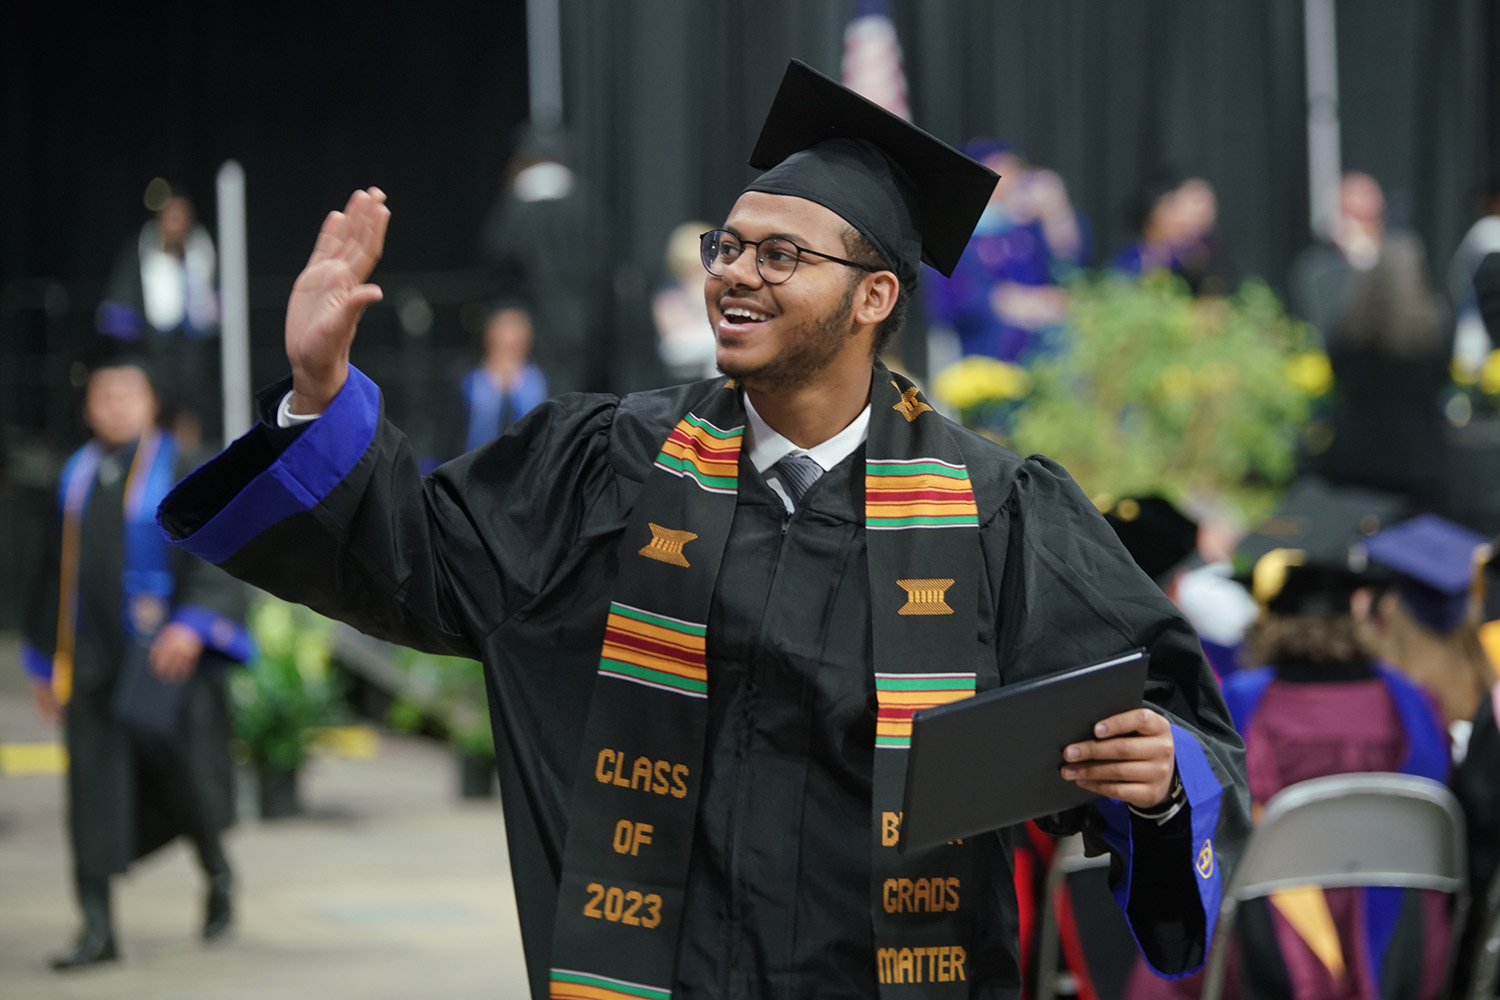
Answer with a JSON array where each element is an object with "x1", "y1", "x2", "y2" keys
[
  {"x1": 24, "y1": 353, "x2": 252, "y2": 969},
  {"x1": 159, "y1": 62, "x2": 1247, "y2": 999}
]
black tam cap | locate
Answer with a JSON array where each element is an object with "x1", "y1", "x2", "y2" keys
[
  {"x1": 1103, "y1": 495, "x2": 1199, "y2": 584},
  {"x1": 742, "y1": 59, "x2": 999, "y2": 287}
]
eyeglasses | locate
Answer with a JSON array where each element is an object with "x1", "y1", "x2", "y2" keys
[{"x1": 699, "y1": 229, "x2": 881, "y2": 285}]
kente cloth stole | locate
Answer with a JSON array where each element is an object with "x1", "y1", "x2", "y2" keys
[
  {"x1": 549, "y1": 371, "x2": 981, "y2": 999},
  {"x1": 51, "y1": 430, "x2": 178, "y2": 704}
]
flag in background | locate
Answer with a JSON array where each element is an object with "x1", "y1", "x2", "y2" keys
[{"x1": 841, "y1": 0, "x2": 911, "y2": 121}]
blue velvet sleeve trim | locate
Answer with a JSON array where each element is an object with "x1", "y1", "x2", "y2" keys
[
  {"x1": 170, "y1": 604, "x2": 257, "y2": 664},
  {"x1": 1093, "y1": 722, "x2": 1227, "y2": 979},
  {"x1": 159, "y1": 366, "x2": 380, "y2": 565},
  {"x1": 20, "y1": 641, "x2": 52, "y2": 682}
]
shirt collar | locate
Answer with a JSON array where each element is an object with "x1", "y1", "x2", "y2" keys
[{"x1": 743, "y1": 393, "x2": 871, "y2": 474}]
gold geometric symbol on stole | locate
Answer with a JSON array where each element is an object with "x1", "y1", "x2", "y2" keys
[
  {"x1": 891, "y1": 381, "x2": 933, "y2": 422},
  {"x1": 722, "y1": 378, "x2": 736, "y2": 390},
  {"x1": 640, "y1": 523, "x2": 699, "y2": 568},
  {"x1": 896, "y1": 578, "x2": 955, "y2": 616},
  {"x1": 1196, "y1": 839, "x2": 1215, "y2": 879}
]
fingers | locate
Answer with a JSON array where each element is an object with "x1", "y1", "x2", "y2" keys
[
  {"x1": 340, "y1": 187, "x2": 389, "y2": 278},
  {"x1": 1091, "y1": 707, "x2": 1170, "y2": 740},
  {"x1": 307, "y1": 188, "x2": 389, "y2": 276}
]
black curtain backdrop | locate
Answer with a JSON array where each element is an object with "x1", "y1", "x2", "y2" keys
[{"x1": 2, "y1": 0, "x2": 1495, "y2": 432}]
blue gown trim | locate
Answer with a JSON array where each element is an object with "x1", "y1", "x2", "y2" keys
[
  {"x1": 1093, "y1": 721, "x2": 1225, "y2": 978},
  {"x1": 159, "y1": 365, "x2": 380, "y2": 565},
  {"x1": 170, "y1": 604, "x2": 257, "y2": 663}
]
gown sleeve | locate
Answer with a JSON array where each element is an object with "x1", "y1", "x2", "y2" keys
[
  {"x1": 157, "y1": 366, "x2": 622, "y2": 660},
  {"x1": 990, "y1": 455, "x2": 1251, "y2": 978}
]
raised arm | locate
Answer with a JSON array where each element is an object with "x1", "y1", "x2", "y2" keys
[{"x1": 285, "y1": 187, "x2": 390, "y2": 414}]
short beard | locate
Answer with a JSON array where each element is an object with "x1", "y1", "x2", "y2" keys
[{"x1": 718, "y1": 278, "x2": 858, "y2": 393}]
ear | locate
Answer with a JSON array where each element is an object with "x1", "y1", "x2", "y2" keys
[{"x1": 851, "y1": 271, "x2": 900, "y2": 328}]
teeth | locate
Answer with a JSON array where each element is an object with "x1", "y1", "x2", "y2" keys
[{"x1": 723, "y1": 307, "x2": 771, "y2": 322}]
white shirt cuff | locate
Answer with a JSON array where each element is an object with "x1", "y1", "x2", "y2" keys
[{"x1": 276, "y1": 391, "x2": 322, "y2": 427}]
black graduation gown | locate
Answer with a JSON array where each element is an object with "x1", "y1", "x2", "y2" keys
[
  {"x1": 159, "y1": 370, "x2": 1249, "y2": 1000},
  {"x1": 25, "y1": 443, "x2": 246, "y2": 877},
  {"x1": 1452, "y1": 689, "x2": 1500, "y2": 998}
]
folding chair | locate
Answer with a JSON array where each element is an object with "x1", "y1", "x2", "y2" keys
[
  {"x1": 1200, "y1": 772, "x2": 1468, "y2": 1000},
  {"x1": 1036, "y1": 833, "x2": 1130, "y2": 1000}
]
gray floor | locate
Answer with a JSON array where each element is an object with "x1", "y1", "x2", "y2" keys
[{"x1": 0, "y1": 636, "x2": 531, "y2": 1000}]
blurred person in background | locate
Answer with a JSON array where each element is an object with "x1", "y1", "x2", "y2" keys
[
  {"x1": 158, "y1": 62, "x2": 1248, "y2": 999},
  {"x1": 1170, "y1": 177, "x2": 1239, "y2": 298},
  {"x1": 652, "y1": 221, "x2": 720, "y2": 382},
  {"x1": 1129, "y1": 535, "x2": 1452, "y2": 1000},
  {"x1": 96, "y1": 183, "x2": 221, "y2": 451},
  {"x1": 479, "y1": 127, "x2": 606, "y2": 397},
  {"x1": 456, "y1": 300, "x2": 549, "y2": 454},
  {"x1": 1355, "y1": 514, "x2": 1500, "y2": 999},
  {"x1": 21, "y1": 351, "x2": 252, "y2": 969},
  {"x1": 1450, "y1": 174, "x2": 1500, "y2": 377},
  {"x1": 1288, "y1": 172, "x2": 1387, "y2": 348},
  {"x1": 926, "y1": 140, "x2": 1087, "y2": 363},
  {"x1": 1111, "y1": 169, "x2": 1194, "y2": 279},
  {"x1": 1314, "y1": 234, "x2": 1452, "y2": 517}
]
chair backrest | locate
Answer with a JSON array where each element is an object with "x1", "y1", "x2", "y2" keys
[{"x1": 1200, "y1": 772, "x2": 1469, "y2": 1000}]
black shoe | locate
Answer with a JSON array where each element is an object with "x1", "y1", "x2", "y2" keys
[
  {"x1": 202, "y1": 873, "x2": 233, "y2": 941},
  {"x1": 49, "y1": 928, "x2": 117, "y2": 971}
]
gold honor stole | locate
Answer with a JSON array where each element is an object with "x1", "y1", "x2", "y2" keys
[{"x1": 549, "y1": 372, "x2": 982, "y2": 999}]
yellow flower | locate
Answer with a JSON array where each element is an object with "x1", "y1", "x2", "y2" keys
[
  {"x1": 1157, "y1": 363, "x2": 1194, "y2": 400},
  {"x1": 932, "y1": 357, "x2": 1031, "y2": 410},
  {"x1": 1285, "y1": 352, "x2": 1333, "y2": 397},
  {"x1": 1481, "y1": 350, "x2": 1500, "y2": 396}
]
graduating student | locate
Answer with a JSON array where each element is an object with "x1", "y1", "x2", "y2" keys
[
  {"x1": 23, "y1": 351, "x2": 252, "y2": 969},
  {"x1": 1357, "y1": 515, "x2": 1500, "y2": 998},
  {"x1": 158, "y1": 61, "x2": 1248, "y2": 999}
]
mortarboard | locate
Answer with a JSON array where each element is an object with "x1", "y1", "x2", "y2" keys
[
  {"x1": 742, "y1": 59, "x2": 999, "y2": 287},
  {"x1": 1236, "y1": 478, "x2": 1406, "y2": 572},
  {"x1": 1359, "y1": 514, "x2": 1493, "y2": 635},
  {"x1": 1235, "y1": 478, "x2": 1407, "y2": 617},
  {"x1": 1103, "y1": 495, "x2": 1199, "y2": 584}
]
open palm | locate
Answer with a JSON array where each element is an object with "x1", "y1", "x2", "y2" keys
[{"x1": 286, "y1": 187, "x2": 391, "y2": 412}]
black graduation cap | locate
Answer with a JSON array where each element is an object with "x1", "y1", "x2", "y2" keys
[
  {"x1": 75, "y1": 336, "x2": 159, "y2": 392},
  {"x1": 1235, "y1": 478, "x2": 1407, "y2": 617},
  {"x1": 1103, "y1": 495, "x2": 1199, "y2": 584},
  {"x1": 1359, "y1": 514, "x2": 1494, "y2": 635},
  {"x1": 1236, "y1": 478, "x2": 1406, "y2": 571},
  {"x1": 742, "y1": 59, "x2": 999, "y2": 286}
]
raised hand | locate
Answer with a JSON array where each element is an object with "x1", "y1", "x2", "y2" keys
[{"x1": 286, "y1": 187, "x2": 391, "y2": 414}]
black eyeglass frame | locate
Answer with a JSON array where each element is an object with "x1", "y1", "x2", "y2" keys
[{"x1": 698, "y1": 229, "x2": 882, "y2": 285}]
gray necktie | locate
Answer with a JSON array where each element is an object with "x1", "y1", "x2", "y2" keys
[{"x1": 773, "y1": 453, "x2": 824, "y2": 506}]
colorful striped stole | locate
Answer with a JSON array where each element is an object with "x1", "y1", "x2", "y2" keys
[{"x1": 549, "y1": 369, "x2": 981, "y2": 998}]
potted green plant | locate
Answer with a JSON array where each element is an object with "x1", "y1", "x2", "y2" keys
[
  {"x1": 386, "y1": 648, "x2": 495, "y2": 798},
  {"x1": 933, "y1": 274, "x2": 1320, "y2": 525},
  {"x1": 231, "y1": 597, "x2": 344, "y2": 818}
]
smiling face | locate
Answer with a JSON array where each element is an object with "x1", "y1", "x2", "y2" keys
[{"x1": 706, "y1": 191, "x2": 891, "y2": 394}]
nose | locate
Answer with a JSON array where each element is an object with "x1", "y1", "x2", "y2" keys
[{"x1": 719, "y1": 246, "x2": 764, "y2": 289}]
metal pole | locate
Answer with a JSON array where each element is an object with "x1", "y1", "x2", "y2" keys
[
  {"x1": 526, "y1": 0, "x2": 564, "y2": 130},
  {"x1": 1304, "y1": 0, "x2": 1342, "y2": 240},
  {"x1": 216, "y1": 160, "x2": 252, "y2": 442}
]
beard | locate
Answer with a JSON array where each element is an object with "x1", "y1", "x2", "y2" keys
[{"x1": 717, "y1": 279, "x2": 858, "y2": 393}]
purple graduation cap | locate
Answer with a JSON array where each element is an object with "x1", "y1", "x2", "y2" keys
[{"x1": 1359, "y1": 513, "x2": 1494, "y2": 634}]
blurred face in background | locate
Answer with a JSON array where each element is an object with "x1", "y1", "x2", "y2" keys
[
  {"x1": 156, "y1": 195, "x2": 194, "y2": 253},
  {"x1": 84, "y1": 365, "x2": 158, "y2": 448},
  {"x1": 1175, "y1": 178, "x2": 1218, "y2": 240},
  {"x1": 484, "y1": 307, "x2": 534, "y2": 368}
]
